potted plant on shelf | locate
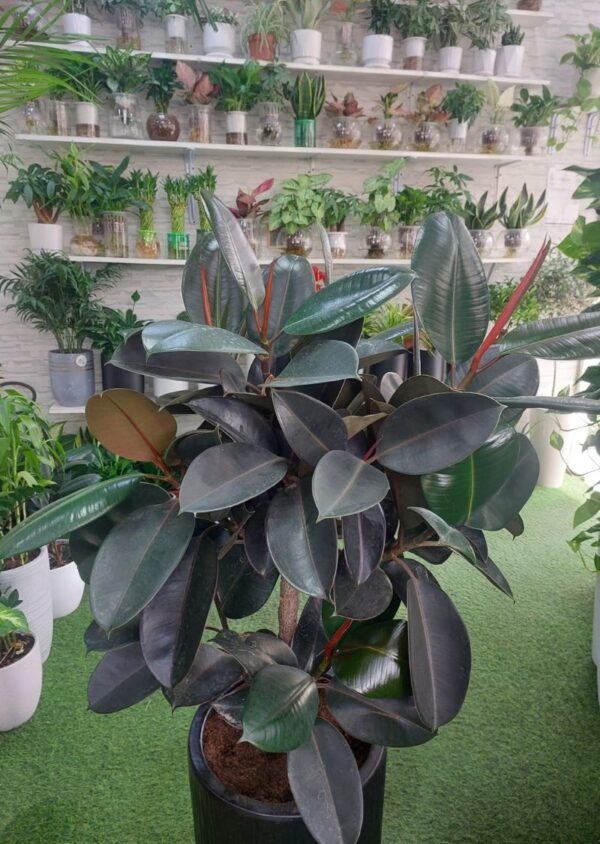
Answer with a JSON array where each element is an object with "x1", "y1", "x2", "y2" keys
[
  {"x1": 560, "y1": 25, "x2": 600, "y2": 93},
  {"x1": 433, "y1": 0, "x2": 467, "y2": 73},
  {"x1": 363, "y1": 301, "x2": 413, "y2": 380},
  {"x1": 368, "y1": 88, "x2": 404, "y2": 150},
  {"x1": 285, "y1": 72, "x2": 326, "y2": 147},
  {"x1": 97, "y1": 0, "x2": 152, "y2": 50},
  {"x1": 0, "y1": 252, "x2": 118, "y2": 406},
  {"x1": 176, "y1": 61, "x2": 218, "y2": 143},
  {"x1": 89, "y1": 291, "x2": 149, "y2": 392},
  {"x1": 154, "y1": 0, "x2": 189, "y2": 53},
  {"x1": 188, "y1": 166, "x2": 218, "y2": 235},
  {"x1": 199, "y1": 6, "x2": 239, "y2": 58},
  {"x1": 62, "y1": 56, "x2": 103, "y2": 137},
  {"x1": 243, "y1": 0, "x2": 288, "y2": 61},
  {"x1": 282, "y1": 0, "x2": 331, "y2": 65},
  {"x1": 441, "y1": 83, "x2": 485, "y2": 151},
  {"x1": 255, "y1": 63, "x2": 290, "y2": 146},
  {"x1": 358, "y1": 159, "x2": 404, "y2": 258},
  {"x1": 97, "y1": 47, "x2": 150, "y2": 140},
  {"x1": 130, "y1": 168, "x2": 160, "y2": 258},
  {"x1": 394, "y1": 0, "x2": 438, "y2": 72},
  {"x1": 269, "y1": 171, "x2": 330, "y2": 255},
  {"x1": 497, "y1": 24, "x2": 525, "y2": 79},
  {"x1": 424, "y1": 165, "x2": 472, "y2": 216},
  {"x1": 91, "y1": 156, "x2": 137, "y2": 258},
  {"x1": 362, "y1": 0, "x2": 395, "y2": 68},
  {"x1": 319, "y1": 187, "x2": 357, "y2": 258},
  {"x1": 498, "y1": 184, "x2": 547, "y2": 258},
  {"x1": 229, "y1": 178, "x2": 274, "y2": 255},
  {"x1": 325, "y1": 91, "x2": 364, "y2": 148},
  {"x1": 164, "y1": 174, "x2": 192, "y2": 260},
  {"x1": 210, "y1": 60, "x2": 264, "y2": 144},
  {"x1": 479, "y1": 81, "x2": 515, "y2": 154},
  {"x1": 466, "y1": 0, "x2": 510, "y2": 76},
  {"x1": 5, "y1": 162, "x2": 67, "y2": 251},
  {"x1": 146, "y1": 61, "x2": 182, "y2": 141},
  {"x1": 330, "y1": 0, "x2": 363, "y2": 66},
  {"x1": 53, "y1": 144, "x2": 103, "y2": 257},
  {"x1": 395, "y1": 185, "x2": 429, "y2": 258},
  {"x1": 511, "y1": 85, "x2": 560, "y2": 155},
  {"x1": 400, "y1": 84, "x2": 448, "y2": 152},
  {"x1": 459, "y1": 191, "x2": 500, "y2": 257},
  {"x1": 0, "y1": 590, "x2": 43, "y2": 731},
  {"x1": 60, "y1": 0, "x2": 92, "y2": 45}
]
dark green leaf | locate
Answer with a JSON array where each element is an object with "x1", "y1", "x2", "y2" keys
[
  {"x1": 217, "y1": 543, "x2": 279, "y2": 619},
  {"x1": 410, "y1": 507, "x2": 476, "y2": 564},
  {"x1": 468, "y1": 354, "x2": 540, "y2": 400},
  {"x1": 270, "y1": 340, "x2": 359, "y2": 388},
  {"x1": 497, "y1": 395, "x2": 600, "y2": 414},
  {"x1": 498, "y1": 312, "x2": 600, "y2": 359},
  {"x1": 142, "y1": 321, "x2": 264, "y2": 356},
  {"x1": 383, "y1": 558, "x2": 439, "y2": 605},
  {"x1": 389, "y1": 374, "x2": 451, "y2": 408},
  {"x1": 291, "y1": 597, "x2": 327, "y2": 673},
  {"x1": 312, "y1": 451, "x2": 389, "y2": 520},
  {"x1": 87, "y1": 642, "x2": 159, "y2": 714},
  {"x1": 332, "y1": 620, "x2": 411, "y2": 699},
  {"x1": 356, "y1": 338, "x2": 406, "y2": 367},
  {"x1": 84, "y1": 619, "x2": 140, "y2": 654},
  {"x1": 333, "y1": 559, "x2": 393, "y2": 621},
  {"x1": 170, "y1": 643, "x2": 242, "y2": 709},
  {"x1": 272, "y1": 390, "x2": 348, "y2": 466},
  {"x1": 342, "y1": 505, "x2": 385, "y2": 584},
  {"x1": 189, "y1": 396, "x2": 277, "y2": 451},
  {"x1": 213, "y1": 630, "x2": 297, "y2": 675}
]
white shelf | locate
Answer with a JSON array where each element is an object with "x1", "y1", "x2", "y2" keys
[
  {"x1": 49, "y1": 404, "x2": 86, "y2": 414},
  {"x1": 68, "y1": 255, "x2": 186, "y2": 266},
  {"x1": 68, "y1": 255, "x2": 528, "y2": 268},
  {"x1": 508, "y1": 9, "x2": 554, "y2": 28}
]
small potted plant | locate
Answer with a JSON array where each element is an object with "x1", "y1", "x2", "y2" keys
[
  {"x1": 98, "y1": 47, "x2": 149, "y2": 139},
  {"x1": 229, "y1": 178, "x2": 274, "y2": 255},
  {"x1": 0, "y1": 590, "x2": 43, "y2": 731},
  {"x1": 130, "y1": 168, "x2": 160, "y2": 258},
  {"x1": 255, "y1": 64, "x2": 291, "y2": 146},
  {"x1": 269, "y1": 172, "x2": 330, "y2": 256},
  {"x1": 88, "y1": 290, "x2": 148, "y2": 391},
  {"x1": 324, "y1": 91, "x2": 364, "y2": 148},
  {"x1": 54, "y1": 144, "x2": 103, "y2": 256},
  {"x1": 60, "y1": 0, "x2": 92, "y2": 45},
  {"x1": 199, "y1": 6, "x2": 239, "y2": 58},
  {"x1": 319, "y1": 187, "x2": 356, "y2": 258},
  {"x1": 363, "y1": 301, "x2": 413, "y2": 380},
  {"x1": 176, "y1": 61, "x2": 218, "y2": 143},
  {"x1": 282, "y1": 0, "x2": 331, "y2": 65},
  {"x1": 362, "y1": 0, "x2": 395, "y2": 68},
  {"x1": 441, "y1": 83, "x2": 485, "y2": 151},
  {"x1": 459, "y1": 191, "x2": 500, "y2": 256},
  {"x1": 358, "y1": 159, "x2": 404, "y2": 258},
  {"x1": 511, "y1": 85, "x2": 560, "y2": 155},
  {"x1": 434, "y1": 0, "x2": 467, "y2": 73},
  {"x1": 92, "y1": 157, "x2": 136, "y2": 258},
  {"x1": 154, "y1": 0, "x2": 189, "y2": 53},
  {"x1": 368, "y1": 88, "x2": 404, "y2": 150},
  {"x1": 97, "y1": 0, "x2": 151, "y2": 50},
  {"x1": 395, "y1": 185, "x2": 429, "y2": 257},
  {"x1": 466, "y1": 0, "x2": 510, "y2": 76},
  {"x1": 400, "y1": 84, "x2": 448, "y2": 151},
  {"x1": 164, "y1": 175, "x2": 191, "y2": 259},
  {"x1": 394, "y1": 0, "x2": 438, "y2": 71},
  {"x1": 479, "y1": 81, "x2": 514, "y2": 154},
  {"x1": 331, "y1": 0, "x2": 362, "y2": 66},
  {"x1": 188, "y1": 166, "x2": 218, "y2": 235},
  {"x1": 63, "y1": 57, "x2": 103, "y2": 137},
  {"x1": 497, "y1": 24, "x2": 525, "y2": 78},
  {"x1": 498, "y1": 184, "x2": 547, "y2": 257},
  {"x1": 5, "y1": 162, "x2": 67, "y2": 251},
  {"x1": 210, "y1": 60, "x2": 264, "y2": 144},
  {"x1": 243, "y1": 0, "x2": 288, "y2": 61},
  {"x1": 48, "y1": 540, "x2": 85, "y2": 619},
  {"x1": 146, "y1": 61, "x2": 182, "y2": 141},
  {"x1": 285, "y1": 72, "x2": 326, "y2": 147},
  {"x1": 561, "y1": 26, "x2": 600, "y2": 92},
  {"x1": 0, "y1": 253, "x2": 118, "y2": 406}
]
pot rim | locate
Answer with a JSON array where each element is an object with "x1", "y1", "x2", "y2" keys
[
  {"x1": 0, "y1": 544, "x2": 47, "y2": 570},
  {"x1": 0, "y1": 634, "x2": 39, "y2": 674}
]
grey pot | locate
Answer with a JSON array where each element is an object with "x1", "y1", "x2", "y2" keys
[{"x1": 48, "y1": 349, "x2": 95, "y2": 406}]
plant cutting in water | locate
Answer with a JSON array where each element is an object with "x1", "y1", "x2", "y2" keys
[
  {"x1": 188, "y1": 167, "x2": 218, "y2": 231},
  {"x1": 269, "y1": 172, "x2": 330, "y2": 235},
  {"x1": 175, "y1": 62, "x2": 218, "y2": 104},
  {"x1": 164, "y1": 174, "x2": 191, "y2": 234},
  {"x1": 229, "y1": 179, "x2": 275, "y2": 219}
]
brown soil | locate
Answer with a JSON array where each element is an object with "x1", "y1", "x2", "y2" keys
[
  {"x1": 76, "y1": 123, "x2": 100, "y2": 137},
  {"x1": 49, "y1": 540, "x2": 72, "y2": 570},
  {"x1": 203, "y1": 692, "x2": 370, "y2": 804},
  {"x1": 403, "y1": 56, "x2": 423, "y2": 71},
  {"x1": 0, "y1": 632, "x2": 34, "y2": 668},
  {"x1": 328, "y1": 138, "x2": 361, "y2": 148},
  {"x1": 226, "y1": 132, "x2": 248, "y2": 145},
  {"x1": 2, "y1": 548, "x2": 41, "y2": 571},
  {"x1": 517, "y1": 0, "x2": 541, "y2": 8},
  {"x1": 367, "y1": 247, "x2": 386, "y2": 259}
]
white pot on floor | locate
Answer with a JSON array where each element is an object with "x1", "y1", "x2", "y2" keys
[
  {"x1": 473, "y1": 48, "x2": 497, "y2": 76},
  {"x1": 28, "y1": 222, "x2": 63, "y2": 252},
  {"x1": 290, "y1": 29, "x2": 322, "y2": 64},
  {"x1": 438, "y1": 45, "x2": 463, "y2": 73},
  {"x1": 0, "y1": 636, "x2": 42, "y2": 731},
  {"x1": 50, "y1": 561, "x2": 85, "y2": 619},
  {"x1": 0, "y1": 547, "x2": 53, "y2": 662},
  {"x1": 496, "y1": 44, "x2": 524, "y2": 77},
  {"x1": 361, "y1": 34, "x2": 394, "y2": 68},
  {"x1": 203, "y1": 22, "x2": 236, "y2": 57}
]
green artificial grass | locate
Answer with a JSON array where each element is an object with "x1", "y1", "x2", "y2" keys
[{"x1": 1, "y1": 476, "x2": 599, "y2": 843}]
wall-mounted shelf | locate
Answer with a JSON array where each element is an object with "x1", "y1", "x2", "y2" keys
[
  {"x1": 69, "y1": 254, "x2": 527, "y2": 268},
  {"x1": 508, "y1": 9, "x2": 554, "y2": 28}
]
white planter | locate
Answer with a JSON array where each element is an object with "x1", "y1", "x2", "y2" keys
[
  {"x1": 584, "y1": 67, "x2": 600, "y2": 96},
  {"x1": 166, "y1": 13, "x2": 187, "y2": 40},
  {"x1": 0, "y1": 547, "x2": 53, "y2": 663},
  {"x1": 226, "y1": 111, "x2": 247, "y2": 135},
  {"x1": 593, "y1": 577, "x2": 600, "y2": 668},
  {"x1": 50, "y1": 561, "x2": 85, "y2": 619},
  {"x1": 153, "y1": 377, "x2": 190, "y2": 398},
  {"x1": 438, "y1": 45, "x2": 463, "y2": 73},
  {"x1": 361, "y1": 33, "x2": 394, "y2": 68},
  {"x1": 448, "y1": 119, "x2": 468, "y2": 141},
  {"x1": 290, "y1": 29, "x2": 322, "y2": 65},
  {"x1": 75, "y1": 101, "x2": 99, "y2": 136},
  {"x1": 473, "y1": 48, "x2": 497, "y2": 76},
  {"x1": 203, "y1": 22, "x2": 236, "y2": 58},
  {"x1": 28, "y1": 222, "x2": 63, "y2": 252},
  {"x1": 402, "y1": 36, "x2": 426, "y2": 61},
  {"x1": 0, "y1": 637, "x2": 42, "y2": 732},
  {"x1": 61, "y1": 11, "x2": 91, "y2": 46},
  {"x1": 497, "y1": 44, "x2": 524, "y2": 77}
]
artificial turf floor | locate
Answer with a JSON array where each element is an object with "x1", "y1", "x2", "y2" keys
[{"x1": 1, "y1": 475, "x2": 599, "y2": 844}]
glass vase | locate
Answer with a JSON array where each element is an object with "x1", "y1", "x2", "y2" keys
[
  {"x1": 167, "y1": 232, "x2": 190, "y2": 260},
  {"x1": 256, "y1": 102, "x2": 282, "y2": 146},
  {"x1": 280, "y1": 229, "x2": 313, "y2": 257},
  {"x1": 328, "y1": 116, "x2": 362, "y2": 149},
  {"x1": 502, "y1": 228, "x2": 531, "y2": 258},
  {"x1": 412, "y1": 122, "x2": 441, "y2": 152},
  {"x1": 333, "y1": 21, "x2": 357, "y2": 66},
  {"x1": 480, "y1": 124, "x2": 510, "y2": 154},
  {"x1": 136, "y1": 230, "x2": 160, "y2": 259},
  {"x1": 398, "y1": 225, "x2": 420, "y2": 259},
  {"x1": 189, "y1": 104, "x2": 211, "y2": 143},
  {"x1": 239, "y1": 218, "x2": 259, "y2": 255},
  {"x1": 23, "y1": 100, "x2": 44, "y2": 133},
  {"x1": 519, "y1": 125, "x2": 549, "y2": 156},
  {"x1": 366, "y1": 227, "x2": 392, "y2": 259},
  {"x1": 294, "y1": 118, "x2": 317, "y2": 148},
  {"x1": 147, "y1": 112, "x2": 180, "y2": 141},
  {"x1": 70, "y1": 217, "x2": 104, "y2": 257},
  {"x1": 115, "y1": 7, "x2": 141, "y2": 49},
  {"x1": 469, "y1": 229, "x2": 494, "y2": 257},
  {"x1": 110, "y1": 93, "x2": 142, "y2": 139},
  {"x1": 327, "y1": 230, "x2": 347, "y2": 259},
  {"x1": 370, "y1": 119, "x2": 402, "y2": 150},
  {"x1": 103, "y1": 211, "x2": 129, "y2": 258},
  {"x1": 45, "y1": 99, "x2": 69, "y2": 135}
]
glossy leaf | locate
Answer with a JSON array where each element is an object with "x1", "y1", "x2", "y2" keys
[
  {"x1": 356, "y1": 338, "x2": 406, "y2": 367},
  {"x1": 468, "y1": 354, "x2": 540, "y2": 400},
  {"x1": 84, "y1": 619, "x2": 140, "y2": 653},
  {"x1": 244, "y1": 502, "x2": 276, "y2": 576},
  {"x1": 142, "y1": 320, "x2": 264, "y2": 356},
  {"x1": 332, "y1": 620, "x2": 411, "y2": 699},
  {"x1": 409, "y1": 507, "x2": 476, "y2": 564},
  {"x1": 343, "y1": 413, "x2": 387, "y2": 439},
  {"x1": 498, "y1": 311, "x2": 600, "y2": 359},
  {"x1": 87, "y1": 642, "x2": 159, "y2": 714},
  {"x1": 333, "y1": 559, "x2": 393, "y2": 621},
  {"x1": 241, "y1": 664, "x2": 319, "y2": 752},
  {"x1": 179, "y1": 443, "x2": 287, "y2": 512},
  {"x1": 384, "y1": 558, "x2": 440, "y2": 605},
  {"x1": 288, "y1": 718, "x2": 363, "y2": 844},
  {"x1": 86, "y1": 390, "x2": 176, "y2": 463},
  {"x1": 389, "y1": 374, "x2": 451, "y2": 408},
  {"x1": 377, "y1": 392, "x2": 502, "y2": 475},
  {"x1": 189, "y1": 396, "x2": 277, "y2": 451},
  {"x1": 90, "y1": 501, "x2": 195, "y2": 633},
  {"x1": 171, "y1": 643, "x2": 242, "y2": 709},
  {"x1": 284, "y1": 267, "x2": 413, "y2": 336},
  {"x1": 0, "y1": 475, "x2": 142, "y2": 560},
  {"x1": 270, "y1": 340, "x2": 359, "y2": 388},
  {"x1": 266, "y1": 478, "x2": 338, "y2": 599},
  {"x1": 497, "y1": 395, "x2": 600, "y2": 414},
  {"x1": 460, "y1": 527, "x2": 513, "y2": 598},
  {"x1": 342, "y1": 505, "x2": 386, "y2": 585},
  {"x1": 272, "y1": 390, "x2": 348, "y2": 466},
  {"x1": 214, "y1": 630, "x2": 297, "y2": 675},
  {"x1": 312, "y1": 451, "x2": 389, "y2": 520},
  {"x1": 291, "y1": 597, "x2": 327, "y2": 673},
  {"x1": 412, "y1": 213, "x2": 489, "y2": 365},
  {"x1": 217, "y1": 544, "x2": 279, "y2": 619},
  {"x1": 182, "y1": 230, "x2": 246, "y2": 332},
  {"x1": 407, "y1": 577, "x2": 471, "y2": 730}
]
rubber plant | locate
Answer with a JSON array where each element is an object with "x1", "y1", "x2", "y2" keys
[{"x1": 2, "y1": 199, "x2": 600, "y2": 844}]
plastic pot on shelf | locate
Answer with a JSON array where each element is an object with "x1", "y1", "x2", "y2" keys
[
  {"x1": 361, "y1": 34, "x2": 393, "y2": 68},
  {"x1": 290, "y1": 28, "x2": 322, "y2": 64},
  {"x1": 28, "y1": 222, "x2": 63, "y2": 252},
  {"x1": 225, "y1": 111, "x2": 248, "y2": 145},
  {"x1": 412, "y1": 122, "x2": 441, "y2": 151},
  {"x1": 165, "y1": 14, "x2": 187, "y2": 53},
  {"x1": 102, "y1": 211, "x2": 129, "y2": 258},
  {"x1": 167, "y1": 232, "x2": 190, "y2": 260},
  {"x1": 334, "y1": 21, "x2": 357, "y2": 66},
  {"x1": 70, "y1": 217, "x2": 104, "y2": 256},
  {"x1": 496, "y1": 44, "x2": 524, "y2": 78},
  {"x1": 438, "y1": 45, "x2": 463, "y2": 73},
  {"x1": 502, "y1": 227, "x2": 530, "y2": 258},
  {"x1": 472, "y1": 48, "x2": 497, "y2": 76},
  {"x1": 517, "y1": 0, "x2": 543, "y2": 8},
  {"x1": 238, "y1": 218, "x2": 259, "y2": 255},
  {"x1": 101, "y1": 353, "x2": 145, "y2": 392},
  {"x1": 402, "y1": 36, "x2": 426, "y2": 70},
  {"x1": 280, "y1": 229, "x2": 313, "y2": 257},
  {"x1": 135, "y1": 229, "x2": 160, "y2": 259},
  {"x1": 153, "y1": 376, "x2": 191, "y2": 398},
  {"x1": 60, "y1": 11, "x2": 91, "y2": 45},
  {"x1": 247, "y1": 33, "x2": 277, "y2": 61},
  {"x1": 203, "y1": 23, "x2": 236, "y2": 58},
  {"x1": 74, "y1": 101, "x2": 100, "y2": 137}
]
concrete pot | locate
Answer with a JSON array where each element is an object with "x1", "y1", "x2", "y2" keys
[
  {"x1": 496, "y1": 44, "x2": 524, "y2": 77},
  {"x1": 203, "y1": 22, "x2": 236, "y2": 58},
  {"x1": 362, "y1": 34, "x2": 393, "y2": 68},
  {"x1": 290, "y1": 29, "x2": 322, "y2": 64},
  {"x1": 50, "y1": 561, "x2": 85, "y2": 619},
  {"x1": 48, "y1": 349, "x2": 95, "y2": 407},
  {"x1": 0, "y1": 636, "x2": 42, "y2": 731},
  {"x1": 438, "y1": 45, "x2": 462, "y2": 73},
  {"x1": 0, "y1": 547, "x2": 53, "y2": 662},
  {"x1": 28, "y1": 222, "x2": 63, "y2": 252},
  {"x1": 473, "y1": 48, "x2": 497, "y2": 76}
]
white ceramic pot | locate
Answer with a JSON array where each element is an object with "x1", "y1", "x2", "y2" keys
[
  {"x1": 153, "y1": 377, "x2": 190, "y2": 398},
  {"x1": 361, "y1": 33, "x2": 394, "y2": 68},
  {"x1": 448, "y1": 119, "x2": 468, "y2": 141},
  {"x1": 584, "y1": 67, "x2": 600, "y2": 96},
  {"x1": 0, "y1": 547, "x2": 53, "y2": 663},
  {"x1": 226, "y1": 111, "x2": 247, "y2": 135},
  {"x1": 402, "y1": 36, "x2": 426, "y2": 62},
  {"x1": 50, "y1": 561, "x2": 85, "y2": 619},
  {"x1": 166, "y1": 13, "x2": 187, "y2": 40},
  {"x1": 61, "y1": 11, "x2": 91, "y2": 45},
  {"x1": 28, "y1": 222, "x2": 63, "y2": 252},
  {"x1": 497, "y1": 44, "x2": 524, "y2": 77},
  {"x1": 75, "y1": 101, "x2": 100, "y2": 136},
  {"x1": 593, "y1": 577, "x2": 600, "y2": 668},
  {"x1": 438, "y1": 45, "x2": 463, "y2": 73},
  {"x1": 473, "y1": 48, "x2": 497, "y2": 76},
  {"x1": 0, "y1": 637, "x2": 42, "y2": 732},
  {"x1": 290, "y1": 29, "x2": 322, "y2": 65},
  {"x1": 203, "y1": 22, "x2": 236, "y2": 58}
]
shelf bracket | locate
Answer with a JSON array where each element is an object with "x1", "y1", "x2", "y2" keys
[
  {"x1": 548, "y1": 114, "x2": 559, "y2": 156},
  {"x1": 183, "y1": 147, "x2": 198, "y2": 226},
  {"x1": 584, "y1": 112, "x2": 599, "y2": 158}
]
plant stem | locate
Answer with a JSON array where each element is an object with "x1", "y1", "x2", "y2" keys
[{"x1": 278, "y1": 578, "x2": 299, "y2": 645}]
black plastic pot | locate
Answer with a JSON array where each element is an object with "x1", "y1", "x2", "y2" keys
[
  {"x1": 101, "y1": 353, "x2": 144, "y2": 392},
  {"x1": 188, "y1": 705, "x2": 387, "y2": 844},
  {"x1": 369, "y1": 353, "x2": 408, "y2": 383},
  {"x1": 407, "y1": 350, "x2": 447, "y2": 381}
]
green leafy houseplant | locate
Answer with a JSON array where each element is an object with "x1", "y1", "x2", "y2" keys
[
  {"x1": 459, "y1": 191, "x2": 501, "y2": 255},
  {"x1": 424, "y1": 166, "x2": 472, "y2": 215},
  {"x1": 433, "y1": 0, "x2": 467, "y2": 48},
  {"x1": 319, "y1": 188, "x2": 357, "y2": 232},
  {"x1": 394, "y1": 0, "x2": 438, "y2": 69},
  {"x1": 188, "y1": 166, "x2": 218, "y2": 232},
  {"x1": 130, "y1": 169, "x2": 160, "y2": 257},
  {"x1": 5, "y1": 162, "x2": 66, "y2": 224},
  {"x1": 366, "y1": 0, "x2": 395, "y2": 35},
  {"x1": 499, "y1": 185, "x2": 547, "y2": 257},
  {"x1": 488, "y1": 278, "x2": 540, "y2": 325},
  {"x1": 442, "y1": 83, "x2": 485, "y2": 125},
  {"x1": 97, "y1": 46, "x2": 150, "y2": 94},
  {"x1": 358, "y1": 160, "x2": 404, "y2": 257},
  {"x1": 560, "y1": 25, "x2": 600, "y2": 75},
  {"x1": 399, "y1": 84, "x2": 448, "y2": 152},
  {"x1": 145, "y1": 61, "x2": 182, "y2": 141},
  {"x1": 96, "y1": 0, "x2": 153, "y2": 49},
  {"x1": 0, "y1": 589, "x2": 31, "y2": 664},
  {"x1": 164, "y1": 174, "x2": 191, "y2": 234},
  {"x1": 88, "y1": 291, "x2": 148, "y2": 358},
  {"x1": 501, "y1": 24, "x2": 524, "y2": 47},
  {"x1": 511, "y1": 86, "x2": 561, "y2": 155},
  {"x1": 243, "y1": 0, "x2": 288, "y2": 60},
  {"x1": 285, "y1": 72, "x2": 326, "y2": 146},
  {"x1": 466, "y1": 0, "x2": 510, "y2": 50},
  {"x1": 269, "y1": 172, "x2": 329, "y2": 256},
  {"x1": 282, "y1": 0, "x2": 331, "y2": 31},
  {"x1": 198, "y1": 6, "x2": 238, "y2": 28},
  {"x1": 209, "y1": 61, "x2": 263, "y2": 142},
  {"x1": 0, "y1": 197, "x2": 599, "y2": 844},
  {"x1": 51, "y1": 143, "x2": 104, "y2": 255}
]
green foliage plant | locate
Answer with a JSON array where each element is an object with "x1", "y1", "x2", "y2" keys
[
  {"x1": 510, "y1": 86, "x2": 560, "y2": 128},
  {"x1": 460, "y1": 192, "x2": 500, "y2": 231},
  {"x1": 5, "y1": 162, "x2": 66, "y2": 224},
  {"x1": 560, "y1": 25, "x2": 600, "y2": 75},
  {"x1": 130, "y1": 169, "x2": 159, "y2": 232},
  {"x1": 242, "y1": 0, "x2": 288, "y2": 52},
  {"x1": 282, "y1": 0, "x2": 331, "y2": 31},
  {"x1": 145, "y1": 61, "x2": 181, "y2": 113},
  {"x1": 163, "y1": 175, "x2": 191, "y2": 233},
  {"x1": 501, "y1": 24, "x2": 524, "y2": 47},
  {"x1": 319, "y1": 188, "x2": 357, "y2": 231},
  {"x1": 394, "y1": 0, "x2": 438, "y2": 40},
  {"x1": 442, "y1": 84, "x2": 485, "y2": 125},
  {"x1": 97, "y1": 46, "x2": 150, "y2": 94},
  {"x1": 433, "y1": 0, "x2": 467, "y2": 48},
  {"x1": 210, "y1": 61, "x2": 264, "y2": 112},
  {"x1": 88, "y1": 291, "x2": 149, "y2": 357},
  {"x1": 285, "y1": 72, "x2": 326, "y2": 119},
  {"x1": 366, "y1": 0, "x2": 395, "y2": 36},
  {"x1": 198, "y1": 6, "x2": 238, "y2": 28},
  {"x1": 466, "y1": 0, "x2": 510, "y2": 50},
  {"x1": 358, "y1": 159, "x2": 404, "y2": 231},
  {"x1": 498, "y1": 185, "x2": 547, "y2": 229},
  {"x1": 269, "y1": 172, "x2": 331, "y2": 234}
]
